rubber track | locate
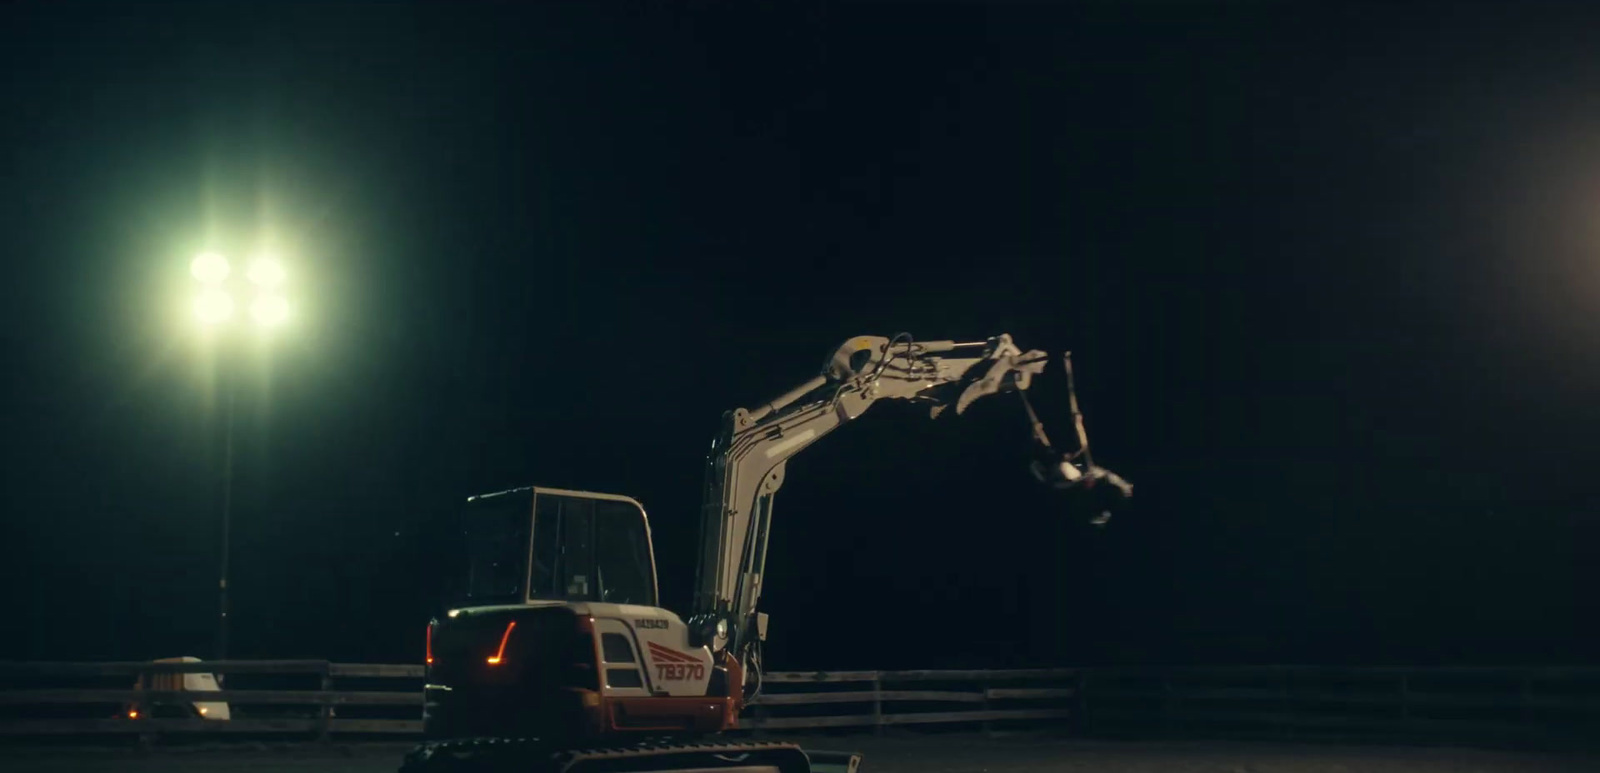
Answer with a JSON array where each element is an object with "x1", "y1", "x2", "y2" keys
[{"x1": 399, "y1": 738, "x2": 813, "y2": 773}]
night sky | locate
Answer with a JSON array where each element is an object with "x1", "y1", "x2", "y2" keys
[{"x1": 3, "y1": 1, "x2": 1598, "y2": 671}]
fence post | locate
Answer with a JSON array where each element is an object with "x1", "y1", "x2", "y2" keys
[
  {"x1": 134, "y1": 664, "x2": 154, "y2": 751},
  {"x1": 872, "y1": 673, "x2": 883, "y2": 736},
  {"x1": 318, "y1": 667, "x2": 334, "y2": 743},
  {"x1": 1278, "y1": 667, "x2": 1290, "y2": 741},
  {"x1": 1077, "y1": 669, "x2": 1092, "y2": 737},
  {"x1": 981, "y1": 676, "x2": 992, "y2": 738},
  {"x1": 749, "y1": 691, "x2": 768, "y2": 739},
  {"x1": 1519, "y1": 672, "x2": 1532, "y2": 735},
  {"x1": 1160, "y1": 671, "x2": 1174, "y2": 738}
]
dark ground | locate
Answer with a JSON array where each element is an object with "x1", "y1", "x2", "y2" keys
[{"x1": 7, "y1": 735, "x2": 1597, "y2": 773}]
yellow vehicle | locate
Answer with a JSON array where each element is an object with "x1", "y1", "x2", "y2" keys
[{"x1": 124, "y1": 656, "x2": 230, "y2": 721}]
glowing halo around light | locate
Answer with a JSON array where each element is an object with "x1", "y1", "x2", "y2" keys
[{"x1": 190, "y1": 252, "x2": 230, "y2": 284}]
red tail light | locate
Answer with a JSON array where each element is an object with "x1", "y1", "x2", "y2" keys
[{"x1": 486, "y1": 620, "x2": 517, "y2": 666}]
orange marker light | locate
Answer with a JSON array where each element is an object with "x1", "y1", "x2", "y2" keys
[
  {"x1": 486, "y1": 620, "x2": 517, "y2": 666},
  {"x1": 128, "y1": 710, "x2": 139, "y2": 719},
  {"x1": 426, "y1": 622, "x2": 434, "y2": 665}
]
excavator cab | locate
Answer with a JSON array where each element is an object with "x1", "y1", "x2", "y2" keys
[
  {"x1": 455, "y1": 486, "x2": 660, "y2": 608},
  {"x1": 427, "y1": 487, "x2": 665, "y2": 743},
  {"x1": 419, "y1": 487, "x2": 835, "y2": 773}
]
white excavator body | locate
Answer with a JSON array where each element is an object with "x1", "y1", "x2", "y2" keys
[{"x1": 405, "y1": 333, "x2": 1131, "y2": 773}]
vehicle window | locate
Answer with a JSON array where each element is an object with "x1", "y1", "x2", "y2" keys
[
  {"x1": 596, "y1": 499, "x2": 655, "y2": 605},
  {"x1": 559, "y1": 496, "x2": 596, "y2": 597},
  {"x1": 462, "y1": 492, "x2": 533, "y2": 604},
  {"x1": 529, "y1": 493, "x2": 654, "y2": 606},
  {"x1": 531, "y1": 493, "x2": 596, "y2": 600},
  {"x1": 530, "y1": 495, "x2": 561, "y2": 597}
]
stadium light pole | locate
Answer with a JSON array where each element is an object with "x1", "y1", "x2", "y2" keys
[{"x1": 189, "y1": 250, "x2": 290, "y2": 661}]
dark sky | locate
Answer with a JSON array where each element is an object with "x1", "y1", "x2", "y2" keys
[{"x1": 2, "y1": 1, "x2": 1598, "y2": 670}]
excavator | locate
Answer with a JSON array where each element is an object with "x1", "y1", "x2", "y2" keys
[{"x1": 403, "y1": 333, "x2": 1131, "y2": 773}]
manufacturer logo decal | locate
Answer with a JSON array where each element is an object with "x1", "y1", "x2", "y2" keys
[
  {"x1": 635, "y1": 618, "x2": 669, "y2": 630},
  {"x1": 647, "y1": 642, "x2": 706, "y2": 681}
]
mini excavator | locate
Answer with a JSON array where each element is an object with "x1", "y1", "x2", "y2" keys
[{"x1": 402, "y1": 333, "x2": 1131, "y2": 773}]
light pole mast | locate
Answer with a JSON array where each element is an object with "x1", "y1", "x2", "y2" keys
[
  {"x1": 189, "y1": 249, "x2": 289, "y2": 663},
  {"x1": 217, "y1": 363, "x2": 236, "y2": 661}
]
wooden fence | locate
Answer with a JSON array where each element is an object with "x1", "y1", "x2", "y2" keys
[{"x1": 0, "y1": 661, "x2": 1596, "y2": 751}]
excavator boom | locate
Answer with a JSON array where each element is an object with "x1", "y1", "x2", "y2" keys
[{"x1": 688, "y1": 333, "x2": 1129, "y2": 690}]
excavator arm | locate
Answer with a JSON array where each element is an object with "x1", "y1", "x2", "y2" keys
[{"x1": 688, "y1": 333, "x2": 1129, "y2": 687}]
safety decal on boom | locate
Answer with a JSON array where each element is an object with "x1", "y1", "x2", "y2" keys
[{"x1": 646, "y1": 641, "x2": 706, "y2": 681}]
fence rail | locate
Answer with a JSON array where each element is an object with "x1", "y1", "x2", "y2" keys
[{"x1": 1, "y1": 661, "x2": 1597, "y2": 751}]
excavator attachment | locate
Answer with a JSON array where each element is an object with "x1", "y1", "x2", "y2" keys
[
  {"x1": 1016, "y1": 351, "x2": 1133, "y2": 526},
  {"x1": 1035, "y1": 456, "x2": 1134, "y2": 526},
  {"x1": 952, "y1": 341, "x2": 1049, "y2": 415}
]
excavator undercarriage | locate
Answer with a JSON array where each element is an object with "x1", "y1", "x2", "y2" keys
[
  {"x1": 401, "y1": 333, "x2": 1129, "y2": 773},
  {"x1": 401, "y1": 737, "x2": 859, "y2": 773}
]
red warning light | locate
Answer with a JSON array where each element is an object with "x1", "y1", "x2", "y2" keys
[{"x1": 486, "y1": 621, "x2": 517, "y2": 666}]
